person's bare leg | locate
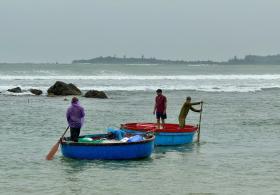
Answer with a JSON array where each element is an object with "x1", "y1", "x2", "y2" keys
[
  {"x1": 157, "y1": 118, "x2": 160, "y2": 129},
  {"x1": 161, "y1": 118, "x2": 165, "y2": 129}
]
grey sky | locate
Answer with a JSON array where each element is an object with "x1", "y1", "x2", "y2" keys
[{"x1": 0, "y1": 0, "x2": 279, "y2": 63}]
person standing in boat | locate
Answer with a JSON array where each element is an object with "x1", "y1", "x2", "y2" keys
[
  {"x1": 178, "y1": 96, "x2": 202, "y2": 128},
  {"x1": 153, "y1": 89, "x2": 167, "y2": 129},
  {"x1": 66, "y1": 97, "x2": 85, "y2": 142}
]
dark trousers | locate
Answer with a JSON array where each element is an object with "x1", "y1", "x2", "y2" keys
[{"x1": 70, "y1": 127, "x2": 81, "y2": 142}]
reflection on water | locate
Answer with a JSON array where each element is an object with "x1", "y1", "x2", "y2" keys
[
  {"x1": 154, "y1": 143, "x2": 196, "y2": 154},
  {"x1": 155, "y1": 144, "x2": 194, "y2": 160},
  {"x1": 60, "y1": 155, "x2": 154, "y2": 173},
  {"x1": 59, "y1": 143, "x2": 200, "y2": 172}
]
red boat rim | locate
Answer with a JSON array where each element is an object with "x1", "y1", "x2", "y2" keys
[{"x1": 121, "y1": 123, "x2": 198, "y2": 133}]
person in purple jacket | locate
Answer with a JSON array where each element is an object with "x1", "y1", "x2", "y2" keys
[{"x1": 66, "y1": 97, "x2": 85, "y2": 142}]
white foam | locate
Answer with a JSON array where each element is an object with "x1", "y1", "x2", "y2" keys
[
  {"x1": 0, "y1": 86, "x2": 48, "y2": 96},
  {"x1": 1, "y1": 84, "x2": 280, "y2": 93},
  {"x1": 78, "y1": 85, "x2": 280, "y2": 92},
  {"x1": 123, "y1": 63, "x2": 160, "y2": 66},
  {"x1": 1, "y1": 74, "x2": 280, "y2": 94},
  {"x1": 1, "y1": 74, "x2": 280, "y2": 81},
  {"x1": 2, "y1": 91, "x2": 34, "y2": 96}
]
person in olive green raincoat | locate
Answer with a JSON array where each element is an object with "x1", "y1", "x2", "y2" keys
[{"x1": 178, "y1": 96, "x2": 202, "y2": 128}]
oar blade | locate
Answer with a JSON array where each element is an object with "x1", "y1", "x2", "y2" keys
[{"x1": 46, "y1": 141, "x2": 60, "y2": 160}]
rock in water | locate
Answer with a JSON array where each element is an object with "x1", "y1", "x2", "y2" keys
[
  {"x1": 30, "y1": 89, "x2": 43, "y2": 95},
  {"x1": 84, "y1": 90, "x2": 108, "y2": 99},
  {"x1": 47, "y1": 81, "x2": 81, "y2": 96},
  {"x1": 7, "y1": 87, "x2": 22, "y2": 93}
]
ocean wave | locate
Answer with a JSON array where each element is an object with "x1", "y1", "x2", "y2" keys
[
  {"x1": 260, "y1": 87, "x2": 280, "y2": 91},
  {"x1": 0, "y1": 86, "x2": 48, "y2": 96},
  {"x1": 84, "y1": 85, "x2": 279, "y2": 92},
  {"x1": 1, "y1": 85, "x2": 280, "y2": 94},
  {"x1": 188, "y1": 64, "x2": 217, "y2": 67},
  {"x1": 1, "y1": 91, "x2": 35, "y2": 96},
  {"x1": 0, "y1": 74, "x2": 280, "y2": 81},
  {"x1": 123, "y1": 64, "x2": 160, "y2": 66}
]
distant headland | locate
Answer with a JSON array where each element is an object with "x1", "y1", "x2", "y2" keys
[
  {"x1": 72, "y1": 54, "x2": 280, "y2": 65},
  {"x1": 226, "y1": 54, "x2": 280, "y2": 65}
]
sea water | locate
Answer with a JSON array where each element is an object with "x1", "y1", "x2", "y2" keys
[{"x1": 0, "y1": 63, "x2": 280, "y2": 194}]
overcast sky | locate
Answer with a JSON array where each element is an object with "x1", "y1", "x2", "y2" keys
[{"x1": 0, "y1": 0, "x2": 279, "y2": 63}]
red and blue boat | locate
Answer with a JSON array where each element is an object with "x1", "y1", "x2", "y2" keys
[
  {"x1": 61, "y1": 133, "x2": 155, "y2": 160},
  {"x1": 121, "y1": 123, "x2": 198, "y2": 146}
]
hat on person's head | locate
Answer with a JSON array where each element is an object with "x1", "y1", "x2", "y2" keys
[
  {"x1": 71, "y1": 97, "x2": 79, "y2": 103},
  {"x1": 156, "y1": 89, "x2": 162, "y2": 93}
]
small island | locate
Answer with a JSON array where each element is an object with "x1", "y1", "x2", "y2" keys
[
  {"x1": 72, "y1": 55, "x2": 216, "y2": 65},
  {"x1": 72, "y1": 54, "x2": 280, "y2": 65}
]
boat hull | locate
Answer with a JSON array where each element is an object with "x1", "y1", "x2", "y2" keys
[
  {"x1": 122, "y1": 123, "x2": 197, "y2": 146},
  {"x1": 61, "y1": 134, "x2": 155, "y2": 160},
  {"x1": 124, "y1": 130, "x2": 195, "y2": 145}
]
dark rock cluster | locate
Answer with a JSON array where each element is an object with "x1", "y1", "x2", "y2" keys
[
  {"x1": 47, "y1": 81, "x2": 81, "y2": 96},
  {"x1": 5, "y1": 81, "x2": 108, "y2": 99},
  {"x1": 84, "y1": 90, "x2": 108, "y2": 99}
]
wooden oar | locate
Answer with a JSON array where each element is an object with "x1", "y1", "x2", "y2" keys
[
  {"x1": 46, "y1": 126, "x2": 69, "y2": 160},
  {"x1": 197, "y1": 102, "x2": 203, "y2": 143}
]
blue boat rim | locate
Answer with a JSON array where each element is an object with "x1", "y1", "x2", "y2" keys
[{"x1": 61, "y1": 136, "x2": 155, "y2": 146}]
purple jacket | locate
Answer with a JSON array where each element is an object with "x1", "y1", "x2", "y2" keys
[{"x1": 66, "y1": 102, "x2": 85, "y2": 128}]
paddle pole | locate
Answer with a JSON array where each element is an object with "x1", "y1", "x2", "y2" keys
[
  {"x1": 197, "y1": 102, "x2": 203, "y2": 143},
  {"x1": 46, "y1": 126, "x2": 69, "y2": 160}
]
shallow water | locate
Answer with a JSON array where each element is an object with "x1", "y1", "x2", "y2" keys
[{"x1": 0, "y1": 64, "x2": 280, "y2": 194}]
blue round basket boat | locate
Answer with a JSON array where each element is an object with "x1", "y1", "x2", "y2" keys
[
  {"x1": 61, "y1": 134, "x2": 155, "y2": 160},
  {"x1": 122, "y1": 123, "x2": 198, "y2": 146}
]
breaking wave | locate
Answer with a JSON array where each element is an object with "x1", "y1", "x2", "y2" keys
[
  {"x1": 1, "y1": 85, "x2": 280, "y2": 94},
  {"x1": 0, "y1": 74, "x2": 280, "y2": 81},
  {"x1": 1, "y1": 73, "x2": 280, "y2": 94}
]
